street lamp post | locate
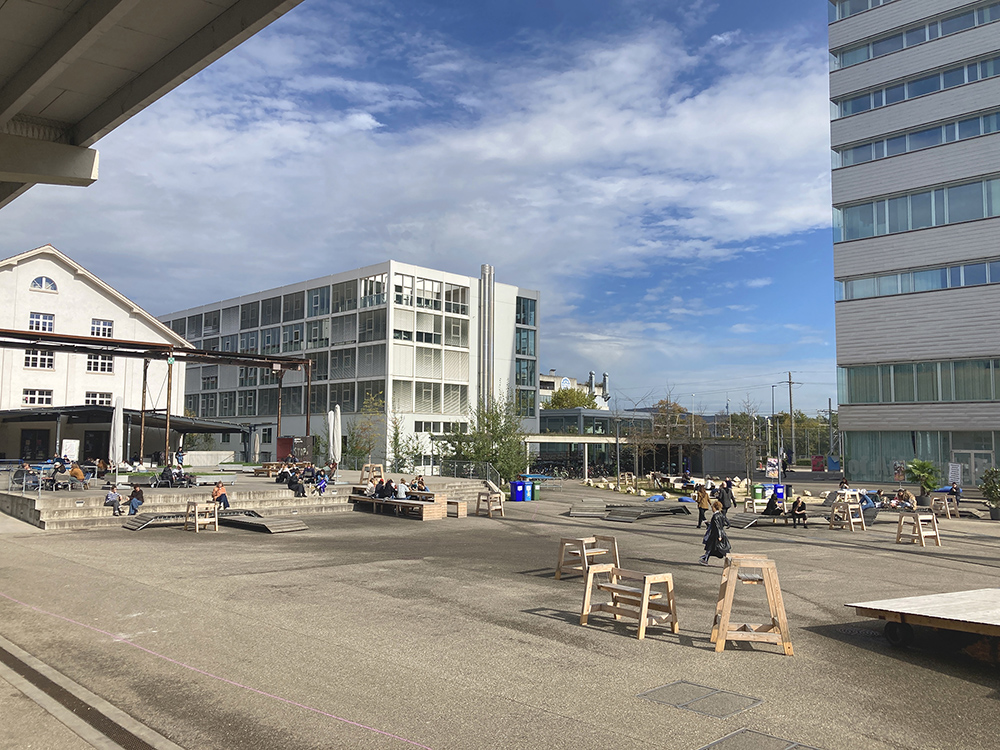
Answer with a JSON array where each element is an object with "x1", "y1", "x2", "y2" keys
[{"x1": 614, "y1": 416, "x2": 622, "y2": 491}]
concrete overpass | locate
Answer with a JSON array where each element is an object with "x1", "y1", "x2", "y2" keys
[{"x1": 0, "y1": 0, "x2": 306, "y2": 209}]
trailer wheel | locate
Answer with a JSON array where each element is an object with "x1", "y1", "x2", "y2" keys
[{"x1": 884, "y1": 621, "x2": 914, "y2": 648}]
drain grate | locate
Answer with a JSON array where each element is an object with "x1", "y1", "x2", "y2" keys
[
  {"x1": 0, "y1": 644, "x2": 158, "y2": 750},
  {"x1": 696, "y1": 728, "x2": 824, "y2": 749},
  {"x1": 639, "y1": 680, "x2": 761, "y2": 718},
  {"x1": 836, "y1": 626, "x2": 881, "y2": 638}
]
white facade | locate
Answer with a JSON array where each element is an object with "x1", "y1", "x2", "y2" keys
[
  {"x1": 0, "y1": 245, "x2": 188, "y2": 460},
  {"x1": 538, "y1": 370, "x2": 610, "y2": 409},
  {"x1": 829, "y1": 1, "x2": 1000, "y2": 483},
  {"x1": 160, "y1": 260, "x2": 540, "y2": 463}
]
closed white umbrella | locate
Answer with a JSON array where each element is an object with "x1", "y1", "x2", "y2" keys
[
  {"x1": 252, "y1": 431, "x2": 261, "y2": 463},
  {"x1": 332, "y1": 405, "x2": 342, "y2": 479},
  {"x1": 110, "y1": 397, "x2": 123, "y2": 483},
  {"x1": 327, "y1": 410, "x2": 335, "y2": 464}
]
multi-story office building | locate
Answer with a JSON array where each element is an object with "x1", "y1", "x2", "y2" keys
[
  {"x1": 160, "y1": 262, "x2": 540, "y2": 463},
  {"x1": 830, "y1": 1, "x2": 1000, "y2": 483}
]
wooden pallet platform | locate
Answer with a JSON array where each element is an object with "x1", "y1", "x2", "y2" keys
[{"x1": 847, "y1": 588, "x2": 1000, "y2": 646}]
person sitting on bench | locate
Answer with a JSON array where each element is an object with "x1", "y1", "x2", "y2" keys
[
  {"x1": 762, "y1": 492, "x2": 783, "y2": 516},
  {"x1": 314, "y1": 470, "x2": 328, "y2": 495},
  {"x1": 104, "y1": 485, "x2": 124, "y2": 516},
  {"x1": 287, "y1": 470, "x2": 307, "y2": 498},
  {"x1": 395, "y1": 479, "x2": 409, "y2": 500},
  {"x1": 373, "y1": 478, "x2": 389, "y2": 498},
  {"x1": 212, "y1": 480, "x2": 230, "y2": 509},
  {"x1": 378, "y1": 478, "x2": 397, "y2": 498},
  {"x1": 127, "y1": 483, "x2": 144, "y2": 515},
  {"x1": 789, "y1": 497, "x2": 808, "y2": 527},
  {"x1": 364, "y1": 478, "x2": 376, "y2": 497}
]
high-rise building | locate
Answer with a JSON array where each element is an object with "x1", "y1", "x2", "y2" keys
[
  {"x1": 160, "y1": 261, "x2": 540, "y2": 464},
  {"x1": 830, "y1": 1, "x2": 1000, "y2": 483}
]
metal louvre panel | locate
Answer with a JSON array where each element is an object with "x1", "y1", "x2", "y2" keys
[
  {"x1": 395, "y1": 308, "x2": 414, "y2": 331},
  {"x1": 393, "y1": 380, "x2": 413, "y2": 412},
  {"x1": 416, "y1": 312, "x2": 440, "y2": 333},
  {"x1": 329, "y1": 347, "x2": 356, "y2": 380},
  {"x1": 330, "y1": 313, "x2": 357, "y2": 345},
  {"x1": 414, "y1": 381, "x2": 437, "y2": 413},
  {"x1": 443, "y1": 383, "x2": 467, "y2": 414},
  {"x1": 221, "y1": 306, "x2": 239, "y2": 334},
  {"x1": 392, "y1": 343, "x2": 413, "y2": 376},
  {"x1": 415, "y1": 347, "x2": 441, "y2": 378},
  {"x1": 357, "y1": 344, "x2": 386, "y2": 377},
  {"x1": 444, "y1": 350, "x2": 468, "y2": 380}
]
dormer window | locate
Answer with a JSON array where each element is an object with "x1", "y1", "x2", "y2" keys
[{"x1": 30, "y1": 276, "x2": 57, "y2": 292}]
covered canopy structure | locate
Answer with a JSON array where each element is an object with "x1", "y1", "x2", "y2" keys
[{"x1": 0, "y1": 0, "x2": 306, "y2": 209}]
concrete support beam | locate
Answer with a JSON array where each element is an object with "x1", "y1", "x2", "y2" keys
[
  {"x1": 0, "y1": 182, "x2": 31, "y2": 211},
  {"x1": 74, "y1": 0, "x2": 307, "y2": 147},
  {"x1": 0, "y1": 134, "x2": 99, "y2": 187},
  {"x1": 0, "y1": 0, "x2": 141, "y2": 128}
]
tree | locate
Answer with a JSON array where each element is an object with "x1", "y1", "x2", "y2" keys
[
  {"x1": 438, "y1": 391, "x2": 526, "y2": 483},
  {"x1": 542, "y1": 389, "x2": 598, "y2": 410},
  {"x1": 182, "y1": 410, "x2": 215, "y2": 450},
  {"x1": 731, "y1": 397, "x2": 762, "y2": 483},
  {"x1": 387, "y1": 412, "x2": 422, "y2": 473},
  {"x1": 345, "y1": 393, "x2": 385, "y2": 465}
]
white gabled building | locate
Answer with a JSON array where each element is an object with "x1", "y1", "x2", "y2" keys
[{"x1": 0, "y1": 244, "x2": 189, "y2": 461}]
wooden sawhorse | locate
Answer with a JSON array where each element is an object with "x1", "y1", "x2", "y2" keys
[
  {"x1": 829, "y1": 500, "x2": 866, "y2": 531},
  {"x1": 184, "y1": 501, "x2": 218, "y2": 532},
  {"x1": 555, "y1": 536, "x2": 620, "y2": 580},
  {"x1": 711, "y1": 554, "x2": 793, "y2": 655},
  {"x1": 476, "y1": 481, "x2": 505, "y2": 518},
  {"x1": 360, "y1": 464, "x2": 384, "y2": 484},
  {"x1": 930, "y1": 496, "x2": 960, "y2": 520},
  {"x1": 581, "y1": 564, "x2": 679, "y2": 640},
  {"x1": 896, "y1": 511, "x2": 941, "y2": 547}
]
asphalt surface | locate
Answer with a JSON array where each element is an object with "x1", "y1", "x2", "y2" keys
[{"x1": 0, "y1": 479, "x2": 998, "y2": 750}]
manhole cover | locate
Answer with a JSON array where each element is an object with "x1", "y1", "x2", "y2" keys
[
  {"x1": 697, "y1": 728, "x2": 824, "y2": 749},
  {"x1": 836, "y1": 626, "x2": 881, "y2": 638},
  {"x1": 639, "y1": 681, "x2": 761, "y2": 718}
]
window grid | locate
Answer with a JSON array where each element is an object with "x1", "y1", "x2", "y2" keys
[
  {"x1": 91, "y1": 318, "x2": 113, "y2": 338},
  {"x1": 832, "y1": 3, "x2": 998, "y2": 69},
  {"x1": 835, "y1": 109, "x2": 1000, "y2": 168},
  {"x1": 834, "y1": 175, "x2": 1000, "y2": 242},
  {"x1": 25, "y1": 349, "x2": 54, "y2": 369},
  {"x1": 86, "y1": 354, "x2": 114, "y2": 373},
  {"x1": 30, "y1": 276, "x2": 57, "y2": 292},
  {"x1": 28, "y1": 313, "x2": 54, "y2": 332},
  {"x1": 839, "y1": 360, "x2": 1000, "y2": 404},
  {"x1": 837, "y1": 258, "x2": 1000, "y2": 301},
  {"x1": 836, "y1": 52, "x2": 1000, "y2": 118},
  {"x1": 85, "y1": 392, "x2": 113, "y2": 406},
  {"x1": 22, "y1": 389, "x2": 53, "y2": 405}
]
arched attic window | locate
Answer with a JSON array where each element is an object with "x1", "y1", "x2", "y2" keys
[{"x1": 30, "y1": 276, "x2": 57, "y2": 292}]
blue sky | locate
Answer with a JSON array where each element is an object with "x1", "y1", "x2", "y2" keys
[{"x1": 0, "y1": 0, "x2": 837, "y2": 416}]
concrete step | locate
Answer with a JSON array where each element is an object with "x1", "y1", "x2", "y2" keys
[{"x1": 42, "y1": 503, "x2": 351, "y2": 530}]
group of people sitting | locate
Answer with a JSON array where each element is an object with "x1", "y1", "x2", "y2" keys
[
  {"x1": 760, "y1": 491, "x2": 809, "y2": 527},
  {"x1": 275, "y1": 465, "x2": 329, "y2": 497},
  {"x1": 160, "y1": 464, "x2": 195, "y2": 487},
  {"x1": 362, "y1": 475, "x2": 428, "y2": 500}
]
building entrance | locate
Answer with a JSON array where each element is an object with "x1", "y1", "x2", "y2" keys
[
  {"x1": 20, "y1": 429, "x2": 50, "y2": 460},
  {"x1": 951, "y1": 451, "x2": 994, "y2": 487}
]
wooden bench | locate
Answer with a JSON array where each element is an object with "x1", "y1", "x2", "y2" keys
[
  {"x1": 580, "y1": 564, "x2": 679, "y2": 640},
  {"x1": 192, "y1": 473, "x2": 237, "y2": 486},
  {"x1": 347, "y1": 494, "x2": 446, "y2": 521},
  {"x1": 184, "y1": 501, "x2": 218, "y2": 532},
  {"x1": 555, "y1": 536, "x2": 620, "y2": 580},
  {"x1": 896, "y1": 511, "x2": 941, "y2": 547}
]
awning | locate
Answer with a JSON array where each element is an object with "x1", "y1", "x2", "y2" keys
[{"x1": 0, "y1": 406, "x2": 247, "y2": 435}]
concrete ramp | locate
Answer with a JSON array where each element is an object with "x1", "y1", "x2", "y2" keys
[{"x1": 123, "y1": 509, "x2": 307, "y2": 533}]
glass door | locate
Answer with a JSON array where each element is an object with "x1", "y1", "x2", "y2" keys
[{"x1": 951, "y1": 451, "x2": 994, "y2": 486}]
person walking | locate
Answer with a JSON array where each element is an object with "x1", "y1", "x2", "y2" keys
[
  {"x1": 718, "y1": 482, "x2": 734, "y2": 516},
  {"x1": 695, "y1": 485, "x2": 711, "y2": 528},
  {"x1": 699, "y1": 501, "x2": 731, "y2": 565}
]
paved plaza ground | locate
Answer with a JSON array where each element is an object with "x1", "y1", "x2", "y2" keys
[{"x1": 0, "y1": 476, "x2": 998, "y2": 749}]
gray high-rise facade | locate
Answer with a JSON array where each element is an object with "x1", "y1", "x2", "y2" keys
[{"x1": 830, "y1": 1, "x2": 1000, "y2": 483}]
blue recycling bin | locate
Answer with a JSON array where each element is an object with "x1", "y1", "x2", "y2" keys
[
  {"x1": 510, "y1": 481, "x2": 533, "y2": 501},
  {"x1": 774, "y1": 484, "x2": 786, "y2": 500}
]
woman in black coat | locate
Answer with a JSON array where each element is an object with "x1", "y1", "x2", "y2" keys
[{"x1": 700, "y1": 501, "x2": 731, "y2": 565}]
